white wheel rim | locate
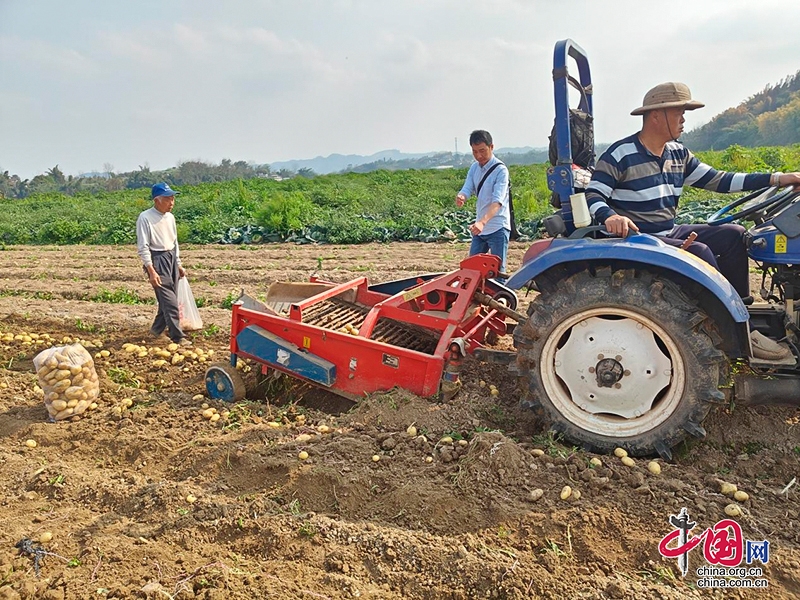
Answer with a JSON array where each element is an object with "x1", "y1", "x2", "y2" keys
[{"x1": 540, "y1": 307, "x2": 685, "y2": 438}]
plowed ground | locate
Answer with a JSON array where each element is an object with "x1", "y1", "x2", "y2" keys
[{"x1": 0, "y1": 243, "x2": 798, "y2": 599}]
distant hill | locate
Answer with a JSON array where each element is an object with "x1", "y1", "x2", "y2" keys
[
  {"x1": 270, "y1": 146, "x2": 546, "y2": 175},
  {"x1": 270, "y1": 150, "x2": 430, "y2": 175},
  {"x1": 683, "y1": 70, "x2": 800, "y2": 150}
]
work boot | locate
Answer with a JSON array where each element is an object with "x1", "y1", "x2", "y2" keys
[
  {"x1": 750, "y1": 330, "x2": 791, "y2": 360},
  {"x1": 177, "y1": 338, "x2": 193, "y2": 347},
  {"x1": 149, "y1": 327, "x2": 165, "y2": 339}
]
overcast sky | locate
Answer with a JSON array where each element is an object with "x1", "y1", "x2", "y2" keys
[{"x1": 1, "y1": 0, "x2": 799, "y2": 178}]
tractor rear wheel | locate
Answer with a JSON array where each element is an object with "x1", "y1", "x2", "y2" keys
[{"x1": 514, "y1": 268, "x2": 726, "y2": 459}]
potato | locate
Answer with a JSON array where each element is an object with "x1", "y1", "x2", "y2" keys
[
  {"x1": 55, "y1": 408, "x2": 74, "y2": 420},
  {"x1": 298, "y1": 451, "x2": 309, "y2": 461},
  {"x1": 560, "y1": 486, "x2": 572, "y2": 500},
  {"x1": 589, "y1": 457, "x2": 602, "y2": 467},
  {"x1": 529, "y1": 488, "x2": 544, "y2": 502},
  {"x1": 531, "y1": 449, "x2": 545, "y2": 457},
  {"x1": 621, "y1": 456, "x2": 635, "y2": 467},
  {"x1": 614, "y1": 447, "x2": 628, "y2": 458},
  {"x1": 733, "y1": 490, "x2": 749, "y2": 502},
  {"x1": 52, "y1": 380, "x2": 71, "y2": 393},
  {"x1": 720, "y1": 482, "x2": 738, "y2": 496},
  {"x1": 647, "y1": 461, "x2": 662, "y2": 475},
  {"x1": 406, "y1": 425, "x2": 417, "y2": 437},
  {"x1": 51, "y1": 399, "x2": 67, "y2": 412},
  {"x1": 371, "y1": 454, "x2": 381, "y2": 462},
  {"x1": 65, "y1": 386, "x2": 83, "y2": 400},
  {"x1": 39, "y1": 531, "x2": 53, "y2": 544},
  {"x1": 24, "y1": 439, "x2": 37, "y2": 448},
  {"x1": 724, "y1": 504, "x2": 742, "y2": 517}
]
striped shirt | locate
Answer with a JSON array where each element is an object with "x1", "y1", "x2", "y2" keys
[
  {"x1": 458, "y1": 156, "x2": 510, "y2": 235},
  {"x1": 585, "y1": 134, "x2": 771, "y2": 234}
]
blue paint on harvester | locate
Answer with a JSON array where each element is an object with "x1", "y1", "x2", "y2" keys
[{"x1": 236, "y1": 325, "x2": 336, "y2": 386}]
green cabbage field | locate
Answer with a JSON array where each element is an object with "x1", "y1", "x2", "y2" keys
[{"x1": 1, "y1": 144, "x2": 798, "y2": 246}]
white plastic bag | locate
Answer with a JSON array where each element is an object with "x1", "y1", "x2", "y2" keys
[
  {"x1": 33, "y1": 344, "x2": 100, "y2": 421},
  {"x1": 177, "y1": 277, "x2": 203, "y2": 331}
]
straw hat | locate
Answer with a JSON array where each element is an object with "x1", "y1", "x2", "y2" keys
[{"x1": 631, "y1": 82, "x2": 705, "y2": 116}]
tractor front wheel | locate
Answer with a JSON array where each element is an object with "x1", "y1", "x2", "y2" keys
[{"x1": 514, "y1": 268, "x2": 725, "y2": 459}]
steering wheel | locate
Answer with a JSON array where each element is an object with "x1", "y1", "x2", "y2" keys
[{"x1": 707, "y1": 186, "x2": 794, "y2": 225}]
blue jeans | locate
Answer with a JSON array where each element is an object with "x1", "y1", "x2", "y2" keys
[{"x1": 469, "y1": 228, "x2": 510, "y2": 280}]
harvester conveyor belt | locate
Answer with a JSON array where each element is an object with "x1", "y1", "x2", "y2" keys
[{"x1": 295, "y1": 298, "x2": 439, "y2": 355}]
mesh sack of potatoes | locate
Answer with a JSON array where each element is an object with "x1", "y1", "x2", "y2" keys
[{"x1": 33, "y1": 343, "x2": 100, "y2": 421}]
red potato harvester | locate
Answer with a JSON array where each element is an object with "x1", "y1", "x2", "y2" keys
[{"x1": 204, "y1": 254, "x2": 523, "y2": 403}]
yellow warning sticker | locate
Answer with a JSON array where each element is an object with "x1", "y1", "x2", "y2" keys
[
  {"x1": 303, "y1": 336, "x2": 311, "y2": 349},
  {"x1": 775, "y1": 234, "x2": 787, "y2": 254},
  {"x1": 402, "y1": 287, "x2": 424, "y2": 302}
]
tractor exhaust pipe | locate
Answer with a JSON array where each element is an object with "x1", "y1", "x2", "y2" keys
[{"x1": 734, "y1": 374, "x2": 800, "y2": 406}]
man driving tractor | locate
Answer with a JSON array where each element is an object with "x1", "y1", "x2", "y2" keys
[{"x1": 585, "y1": 81, "x2": 800, "y2": 360}]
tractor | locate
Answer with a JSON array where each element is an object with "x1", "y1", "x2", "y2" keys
[
  {"x1": 206, "y1": 39, "x2": 800, "y2": 461},
  {"x1": 504, "y1": 39, "x2": 800, "y2": 460}
]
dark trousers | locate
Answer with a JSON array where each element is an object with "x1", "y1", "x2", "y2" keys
[
  {"x1": 660, "y1": 224, "x2": 749, "y2": 297},
  {"x1": 148, "y1": 249, "x2": 184, "y2": 342},
  {"x1": 469, "y1": 227, "x2": 510, "y2": 281}
]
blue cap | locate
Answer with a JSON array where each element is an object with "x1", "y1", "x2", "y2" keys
[{"x1": 151, "y1": 182, "x2": 179, "y2": 199}]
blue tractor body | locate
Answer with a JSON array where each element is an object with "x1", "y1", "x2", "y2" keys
[{"x1": 501, "y1": 39, "x2": 800, "y2": 460}]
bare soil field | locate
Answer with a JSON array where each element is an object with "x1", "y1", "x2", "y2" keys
[{"x1": 0, "y1": 242, "x2": 798, "y2": 600}]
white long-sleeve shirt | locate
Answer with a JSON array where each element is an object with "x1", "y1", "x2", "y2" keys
[{"x1": 136, "y1": 207, "x2": 180, "y2": 268}]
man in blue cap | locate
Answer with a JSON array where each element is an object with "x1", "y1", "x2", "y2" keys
[{"x1": 136, "y1": 182, "x2": 191, "y2": 346}]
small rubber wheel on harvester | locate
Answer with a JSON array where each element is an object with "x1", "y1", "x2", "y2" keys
[{"x1": 205, "y1": 362, "x2": 247, "y2": 402}]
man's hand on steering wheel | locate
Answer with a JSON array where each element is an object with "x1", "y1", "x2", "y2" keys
[
  {"x1": 775, "y1": 172, "x2": 800, "y2": 189},
  {"x1": 604, "y1": 214, "x2": 640, "y2": 237}
]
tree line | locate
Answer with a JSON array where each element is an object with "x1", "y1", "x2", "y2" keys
[
  {"x1": 0, "y1": 159, "x2": 298, "y2": 200},
  {"x1": 683, "y1": 70, "x2": 800, "y2": 150}
]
